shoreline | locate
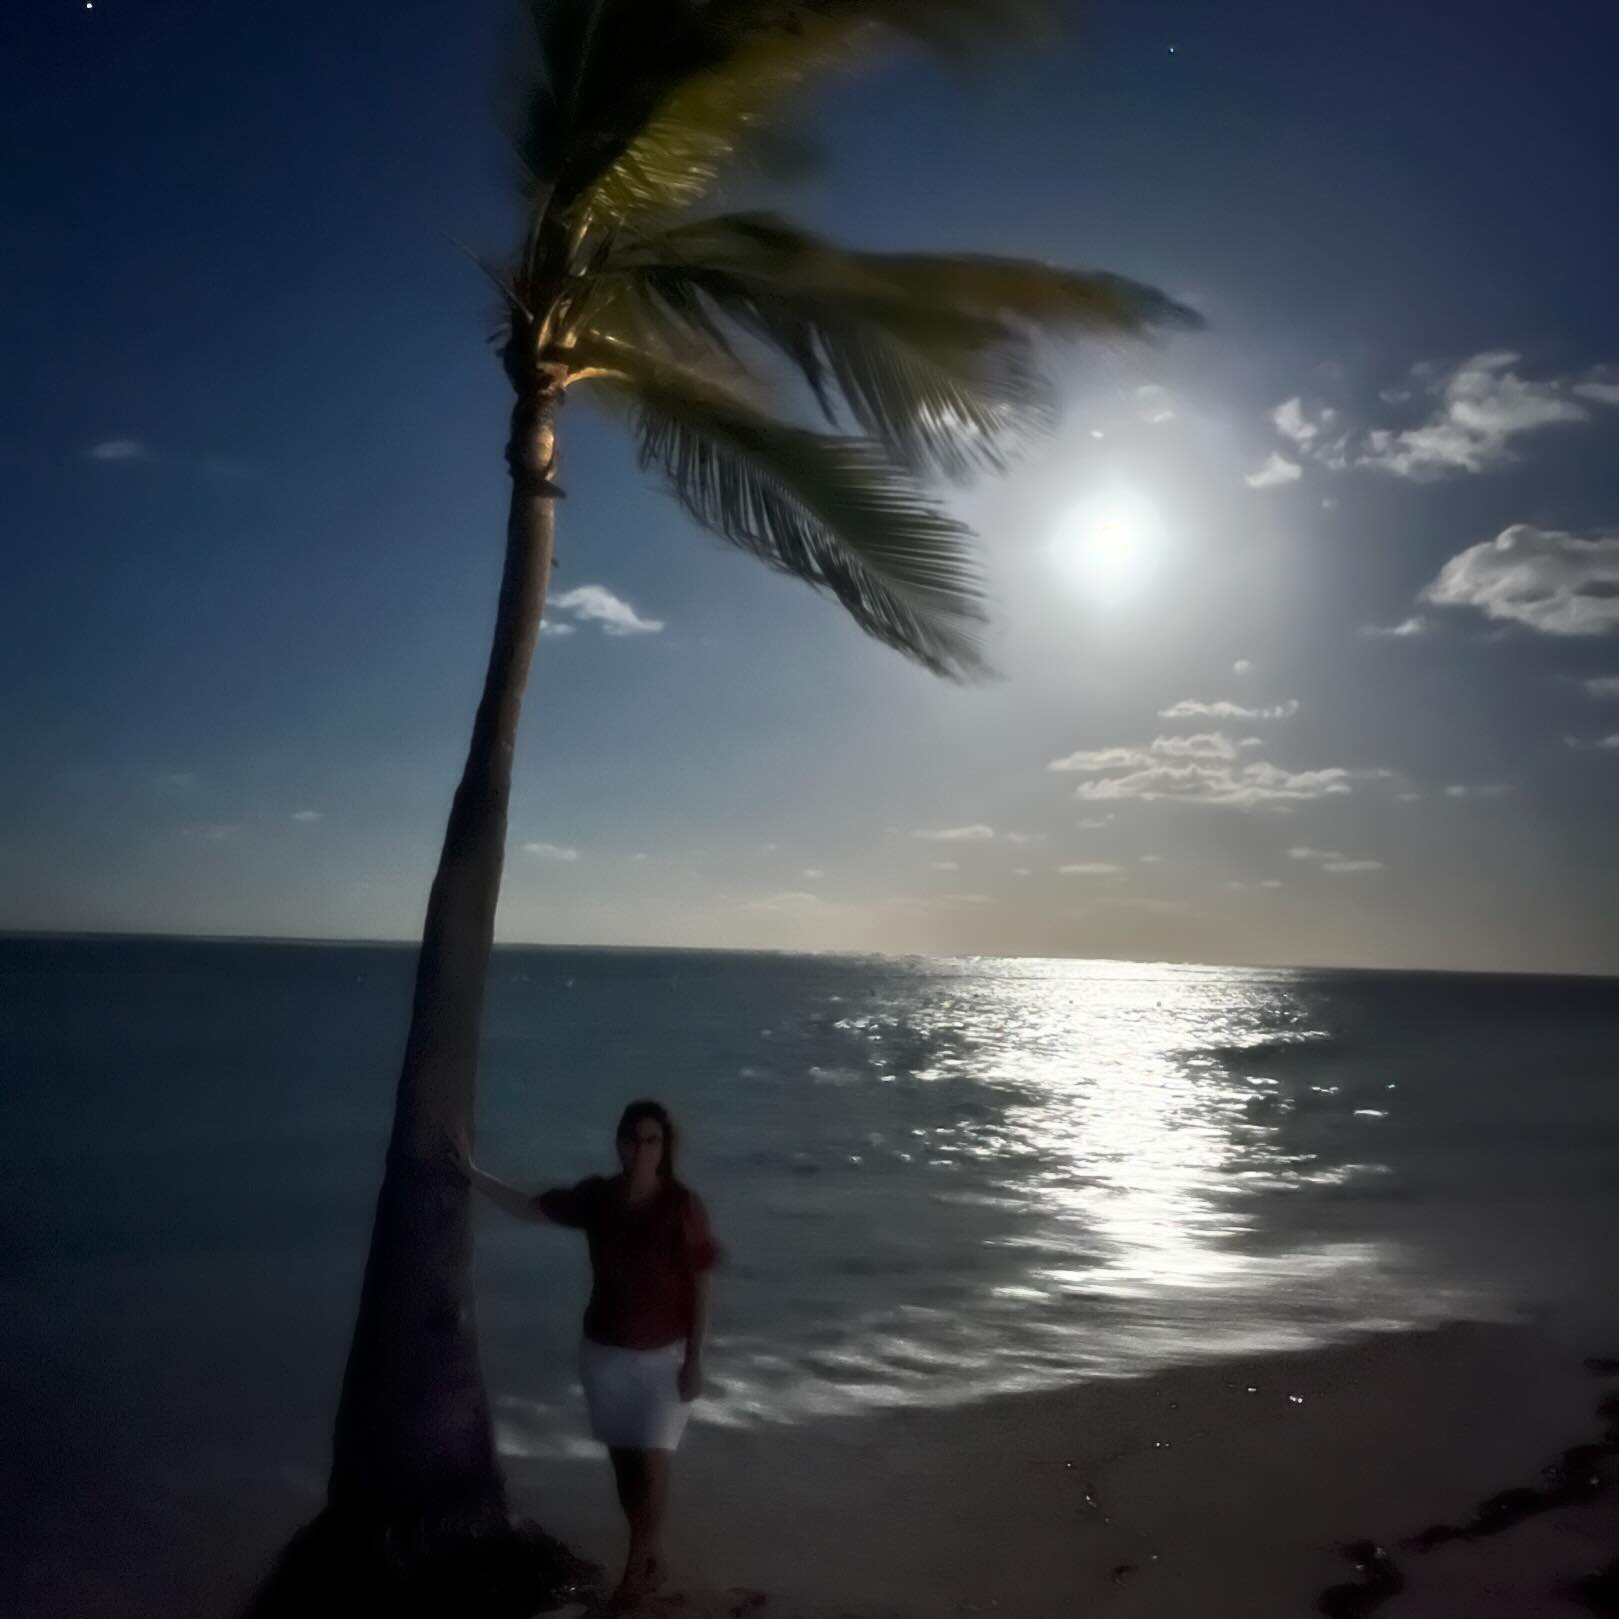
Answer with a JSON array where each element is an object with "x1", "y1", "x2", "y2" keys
[
  {"x1": 508, "y1": 1320, "x2": 1619, "y2": 1618},
  {"x1": 10, "y1": 1319, "x2": 1619, "y2": 1618}
]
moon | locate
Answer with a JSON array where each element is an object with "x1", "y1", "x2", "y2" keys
[{"x1": 1050, "y1": 488, "x2": 1165, "y2": 606}]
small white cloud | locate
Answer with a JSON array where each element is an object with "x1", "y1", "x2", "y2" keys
[
  {"x1": 1289, "y1": 845, "x2": 1381, "y2": 872},
  {"x1": 1281, "y1": 354, "x2": 1614, "y2": 484},
  {"x1": 1062, "y1": 746, "x2": 1388, "y2": 808},
  {"x1": 539, "y1": 620, "x2": 577, "y2": 638},
  {"x1": 1055, "y1": 733, "x2": 1254, "y2": 769},
  {"x1": 1420, "y1": 526, "x2": 1619, "y2": 637},
  {"x1": 1013, "y1": 866, "x2": 1033, "y2": 877},
  {"x1": 1245, "y1": 451, "x2": 1302, "y2": 489},
  {"x1": 802, "y1": 867, "x2": 825, "y2": 880},
  {"x1": 1138, "y1": 854, "x2": 1163, "y2": 864},
  {"x1": 1149, "y1": 732, "x2": 1244, "y2": 761},
  {"x1": 1272, "y1": 397, "x2": 1337, "y2": 447},
  {"x1": 1158, "y1": 698, "x2": 1300, "y2": 722},
  {"x1": 291, "y1": 809, "x2": 323, "y2": 823},
  {"x1": 632, "y1": 851, "x2": 649, "y2": 861},
  {"x1": 1360, "y1": 353, "x2": 1588, "y2": 478},
  {"x1": 929, "y1": 861, "x2": 960, "y2": 872},
  {"x1": 1581, "y1": 676, "x2": 1619, "y2": 699},
  {"x1": 88, "y1": 438, "x2": 147, "y2": 462},
  {"x1": 180, "y1": 822, "x2": 238, "y2": 843},
  {"x1": 913, "y1": 824, "x2": 995, "y2": 842},
  {"x1": 1003, "y1": 831, "x2": 1047, "y2": 845},
  {"x1": 1573, "y1": 367, "x2": 1619, "y2": 405},
  {"x1": 1059, "y1": 862, "x2": 1123, "y2": 876},
  {"x1": 522, "y1": 842, "x2": 580, "y2": 861},
  {"x1": 550, "y1": 584, "x2": 664, "y2": 636},
  {"x1": 1361, "y1": 616, "x2": 1430, "y2": 639},
  {"x1": 1049, "y1": 745, "x2": 1154, "y2": 772},
  {"x1": 762, "y1": 842, "x2": 780, "y2": 853},
  {"x1": 1233, "y1": 659, "x2": 1253, "y2": 675},
  {"x1": 1077, "y1": 815, "x2": 1114, "y2": 829},
  {"x1": 1135, "y1": 384, "x2": 1176, "y2": 424},
  {"x1": 1442, "y1": 783, "x2": 1512, "y2": 799},
  {"x1": 743, "y1": 891, "x2": 821, "y2": 911},
  {"x1": 1259, "y1": 879, "x2": 1283, "y2": 889},
  {"x1": 1566, "y1": 733, "x2": 1619, "y2": 752}
]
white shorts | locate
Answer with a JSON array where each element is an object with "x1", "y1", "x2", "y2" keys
[{"x1": 579, "y1": 1338, "x2": 694, "y2": 1452}]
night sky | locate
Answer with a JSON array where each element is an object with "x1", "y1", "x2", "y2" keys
[{"x1": 4, "y1": 0, "x2": 1618, "y2": 973}]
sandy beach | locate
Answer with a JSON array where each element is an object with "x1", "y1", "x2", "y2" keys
[
  {"x1": 9, "y1": 1314, "x2": 1619, "y2": 1618},
  {"x1": 507, "y1": 1321, "x2": 1619, "y2": 1619}
]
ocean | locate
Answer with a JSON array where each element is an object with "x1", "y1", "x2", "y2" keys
[{"x1": 3, "y1": 935, "x2": 1618, "y2": 1613}]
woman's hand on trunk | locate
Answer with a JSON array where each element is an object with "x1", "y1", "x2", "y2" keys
[{"x1": 445, "y1": 1127, "x2": 474, "y2": 1182}]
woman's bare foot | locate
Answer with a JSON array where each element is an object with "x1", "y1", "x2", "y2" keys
[{"x1": 607, "y1": 1552, "x2": 665, "y2": 1613}]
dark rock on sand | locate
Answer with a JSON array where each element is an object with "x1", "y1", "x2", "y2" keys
[
  {"x1": 1317, "y1": 1540, "x2": 1405, "y2": 1615},
  {"x1": 1464, "y1": 1486, "x2": 1543, "y2": 1536},
  {"x1": 1543, "y1": 1445, "x2": 1609, "y2": 1504},
  {"x1": 1401, "y1": 1522, "x2": 1463, "y2": 1553}
]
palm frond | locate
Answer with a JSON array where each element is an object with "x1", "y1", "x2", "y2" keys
[
  {"x1": 523, "y1": 1, "x2": 1052, "y2": 232},
  {"x1": 562, "y1": 10, "x2": 868, "y2": 228},
  {"x1": 569, "y1": 336, "x2": 989, "y2": 678},
  {"x1": 855, "y1": 252, "x2": 1204, "y2": 337},
  {"x1": 587, "y1": 212, "x2": 1197, "y2": 477}
]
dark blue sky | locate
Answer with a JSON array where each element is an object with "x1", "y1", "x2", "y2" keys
[{"x1": 4, "y1": 0, "x2": 1618, "y2": 972}]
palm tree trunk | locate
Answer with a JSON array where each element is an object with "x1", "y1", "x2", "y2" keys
[{"x1": 327, "y1": 383, "x2": 561, "y2": 1528}]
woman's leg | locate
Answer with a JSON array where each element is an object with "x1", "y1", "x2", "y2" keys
[
  {"x1": 607, "y1": 1446, "x2": 637, "y2": 1519},
  {"x1": 606, "y1": 1447, "x2": 670, "y2": 1599}
]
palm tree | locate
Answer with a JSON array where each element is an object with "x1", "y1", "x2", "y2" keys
[{"x1": 258, "y1": 0, "x2": 1196, "y2": 1611}]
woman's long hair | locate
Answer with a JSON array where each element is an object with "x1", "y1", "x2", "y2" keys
[{"x1": 616, "y1": 1099, "x2": 680, "y2": 1184}]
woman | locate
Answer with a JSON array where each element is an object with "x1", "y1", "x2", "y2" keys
[{"x1": 450, "y1": 1101, "x2": 719, "y2": 1610}]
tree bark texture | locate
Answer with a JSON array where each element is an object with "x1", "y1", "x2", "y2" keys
[{"x1": 327, "y1": 384, "x2": 562, "y2": 1525}]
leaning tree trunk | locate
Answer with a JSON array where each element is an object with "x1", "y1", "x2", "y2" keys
[
  {"x1": 327, "y1": 379, "x2": 561, "y2": 1527},
  {"x1": 246, "y1": 368, "x2": 595, "y2": 1617}
]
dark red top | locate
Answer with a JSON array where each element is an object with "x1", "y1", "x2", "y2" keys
[{"x1": 535, "y1": 1175, "x2": 719, "y2": 1350}]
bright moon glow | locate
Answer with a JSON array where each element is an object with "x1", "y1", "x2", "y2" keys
[{"x1": 1051, "y1": 489, "x2": 1166, "y2": 605}]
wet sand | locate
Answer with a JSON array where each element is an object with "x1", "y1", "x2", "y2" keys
[{"x1": 515, "y1": 1321, "x2": 1619, "y2": 1619}]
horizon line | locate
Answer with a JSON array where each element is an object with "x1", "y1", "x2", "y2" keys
[{"x1": 1, "y1": 927, "x2": 1614, "y2": 984}]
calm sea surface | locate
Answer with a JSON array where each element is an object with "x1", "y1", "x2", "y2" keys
[{"x1": 3, "y1": 936, "x2": 1618, "y2": 1612}]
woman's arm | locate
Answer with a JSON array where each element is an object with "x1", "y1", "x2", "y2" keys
[
  {"x1": 468, "y1": 1162, "x2": 551, "y2": 1222},
  {"x1": 447, "y1": 1130, "x2": 550, "y2": 1223},
  {"x1": 679, "y1": 1273, "x2": 711, "y2": 1401}
]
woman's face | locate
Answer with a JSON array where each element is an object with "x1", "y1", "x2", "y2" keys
[{"x1": 617, "y1": 1117, "x2": 665, "y2": 1176}]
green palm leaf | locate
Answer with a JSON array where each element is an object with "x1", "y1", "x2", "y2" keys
[
  {"x1": 570, "y1": 337, "x2": 989, "y2": 678},
  {"x1": 589, "y1": 212, "x2": 1197, "y2": 476},
  {"x1": 526, "y1": 0, "x2": 1052, "y2": 232}
]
